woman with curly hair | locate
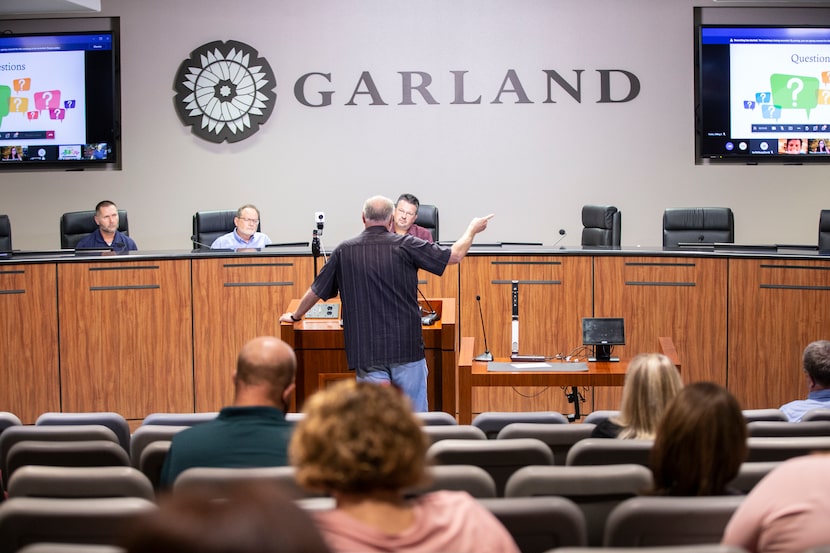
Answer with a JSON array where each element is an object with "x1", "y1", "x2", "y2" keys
[{"x1": 289, "y1": 380, "x2": 519, "y2": 553}]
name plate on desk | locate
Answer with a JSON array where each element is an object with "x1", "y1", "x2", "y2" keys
[{"x1": 487, "y1": 362, "x2": 589, "y2": 372}]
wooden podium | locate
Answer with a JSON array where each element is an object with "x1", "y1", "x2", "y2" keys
[{"x1": 280, "y1": 298, "x2": 457, "y2": 412}]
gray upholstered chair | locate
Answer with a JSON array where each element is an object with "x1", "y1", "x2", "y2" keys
[
  {"x1": 497, "y1": 422, "x2": 596, "y2": 465},
  {"x1": 603, "y1": 495, "x2": 744, "y2": 547},
  {"x1": 191, "y1": 210, "x2": 246, "y2": 250},
  {"x1": 662, "y1": 207, "x2": 734, "y2": 248},
  {"x1": 505, "y1": 464, "x2": 653, "y2": 547},
  {"x1": 472, "y1": 411, "x2": 569, "y2": 439},
  {"x1": 173, "y1": 465, "x2": 317, "y2": 500},
  {"x1": 7, "y1": 465, "x2": 154, "y2": 501},
  {"x1": 422, "y1": 424, "x2": 487, "y2": 444},
  {"x1": 565, "y1": 438, "x2": 653, "y2": 467},
  {"x1": 581, "y1": 205, "x2": 621, "y2": 247},
  {"x1": 35, "y1": 412, "x2": 131, "y2": 454},
  {"x1": 60, "y1": 210, "x2": 129, "y2": 249},
  {"x1": 5, "y1": 440, "x2": 130, "y2": 484},
  {"x1": 479, "y1": 496, "x2": 588, "y2": 551},
  {"x1": 405, "y1": 464, "x2": 497, "y2": 498},
  {"x1": 742, "y1": 408, "x2": 787, "y2": 423}
]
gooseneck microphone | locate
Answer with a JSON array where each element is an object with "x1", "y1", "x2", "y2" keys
[
  {"x1": 474, "y1": 294, "x2": 494, "y2": 362},
  {"x1": 190, "y1": 236, "x2": 214, "y2": 250},
  {"x1": 418, "y1": 288, "x2": 440, "y2": 325},
  {"x1": 552, "y1": 228, "x2": 567, "y2": 248}
]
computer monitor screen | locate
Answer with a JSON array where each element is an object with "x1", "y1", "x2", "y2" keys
[{"x1": 582, "y1": 317, "x2": 625, "y2": 362}]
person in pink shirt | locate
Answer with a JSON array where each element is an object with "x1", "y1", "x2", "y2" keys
[
  {"x1": 289, "y1": 380, "x2": 520, "y2": 553},
  {"x1": 722, "y1": 453, "x2": 830, "y2": 553}
]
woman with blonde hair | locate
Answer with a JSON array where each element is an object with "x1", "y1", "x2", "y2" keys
[
  {"x1": 592, "y1": 352, "x2": 683, "y2": 439},
  {"x1": 290, "y1": 380, "x2": 519, "y2": 553}
]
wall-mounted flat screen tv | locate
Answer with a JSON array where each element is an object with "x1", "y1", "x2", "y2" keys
[
  {"x1": 695, "y1": 8, "x2": 830, "y2": 164},
  {"x1": 0, "y1": 20, "x2": 120, "y2": 170}
]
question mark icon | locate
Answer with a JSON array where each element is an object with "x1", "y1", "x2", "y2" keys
[
  {"x1": 823, "y1": 90, "x2": 830, "y2": 104},
  {"x1": 17, "y1": 79, "x2": 25, "y2": 91},
  {"x1": 42, "y1": 91, "x2": 53, "y2": 107},
  {"x1": 13, "y1": 98, "x2": 21, "y2": 112},
  {"x1": 787, "y1": 78, "x2": 804, "y2": 107}
]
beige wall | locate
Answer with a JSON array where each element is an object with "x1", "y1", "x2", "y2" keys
[{"x1": 1, "y1": 0, "x2": 827, "y2": 251}]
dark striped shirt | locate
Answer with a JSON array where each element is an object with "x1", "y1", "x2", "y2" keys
[{"x1": 311, "y1": 226, "x2": 451, "y2": 369}]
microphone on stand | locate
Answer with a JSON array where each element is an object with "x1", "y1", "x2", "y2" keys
[
  {"x1": 190, "y1": 236, "x2": 232, "y2": 251},
  {"x1": 418, "y1": 288, "x2": 440, "y2": 325},
  {"x1": 474, "y1": 294, "x2": 494, "y2": 362},
  {"x1": 552, "y1": 228, "x2": 567, "y2": 249}
]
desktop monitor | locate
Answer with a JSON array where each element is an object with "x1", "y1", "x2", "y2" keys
[{"x1": 582, "y1": 317, "x2": 625, "y2": 362}]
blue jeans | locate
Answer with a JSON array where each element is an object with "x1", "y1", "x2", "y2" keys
[{"x1": 356, "y1": 358, "x2": 428, "y2": 412}]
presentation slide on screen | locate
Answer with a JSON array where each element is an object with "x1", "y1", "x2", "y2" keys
[
  {"x1": 730, "y1": 42, "x2": 830, "y2": 139},
  {"x1": 0, "y1": 50, "x2": 87, "y2": 146}
]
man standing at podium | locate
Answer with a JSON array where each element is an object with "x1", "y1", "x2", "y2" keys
[{"x1": 280, "y1": 195, "x2": 492, "y2": 411}]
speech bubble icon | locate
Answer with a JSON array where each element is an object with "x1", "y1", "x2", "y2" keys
[
  {"x1": 744, "y1": 100, "x2": 756, "y2": 110},
  {"x1": 50, "y1": 108, "x2": 65, "y2": 121},
  {"x1": 64, "y1": 99, "x2": 76, "y2": 109},
  {"x1": 762, "y1": 105, "x2": 781, "y2": 120},
  {"x1": 821, "y1": 89, "x2": 830, "y2": 105},
  {"x1": 10, "y1": 97, "x2": 29, "y2": 113},
  {"x1": 823, "y1": 72, "x2": 830, "y2": 85},
  {"x1": 770, "y1": 73, "x2": 819, "y2": 117},
  {"x1": 755, "y1": 92, "x2": 771, "y2": 104},
  {"x1": 27, "y1": 111, "x2": 39, "y2": 120},
  {"x1": 34, "y1": 90, "x2": 62, "y2": 111},
  {"x1": 13, "y1": 78, "x2": 31, "y2": 92}
]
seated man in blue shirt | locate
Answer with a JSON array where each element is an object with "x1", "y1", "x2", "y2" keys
[
  {"x1": 75, "y1": 200, "x2": 137, "y2": 252},
  {"x1": 159, "y1": 335, "x2": 297, "y2": 487},
  {"x1": 780, "y1": 340, "x2": 830, "y2": 421},
  {"x1": 210, "y1": 204, "x2": 272, "y2": 250}
]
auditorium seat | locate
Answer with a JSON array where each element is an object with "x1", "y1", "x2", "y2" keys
[
  {"x1": 583, "y1": 410, "x2": 620, "y2": 426},
  {"x1": 802, "y1": 407, "x2": 830, "y2": 422},
  {"x1": 497, "y1": 422, "x2": 596, "y2": 465},
  {"x1": 60, "y1": 210, "x2": 129, "y2": 249},
  {"x1": 603, "y1": 495, "x2": 744, "y2": 547},
  {"x1": 422, "y1": 424, "x2": 487, "y2": 444},
  {"x1": 479, "y1": 496, "x2": 588, "y2": 552},
  {"x1": 0, "y1": 496, "x2": 156, "y2": 553},
  {"x1": 742, "y1": 408, "x2": 787, "y2": 423},
  {"x1": 0, "y1": 214, "x2": 11, "y2": 252},
  {"x1": 746, "y1": 436, "x2": 830, "y2": 462},
  {"x1": 172, "y1": 465, "x2": 318, "y2": 500},
  {"x1": 137, "y1": 440, "x2": 171, "y2": 490},
  {"x1": 550, "y1": 545, "x2": 749, "y2": 553},
  {"x1": 5, "y1": 440, "x2": 130, "y2": 483},
  {"x1": 728, "y1": 461, "x2": 781, "y2": 494},
  {"x1": 581, "y1": 205, "x2": 621, "y2": 247},
  {"x1": 7, "y1": 465, "x2": 154, "y2": 501},
  {"x1": 747, "y1": 420, "x2": 830, "y2": 437},
  {"x1": 0, "y1": 426, "x2": 121, "y2": 490},
  {"x1": 405, "y1": 465, "x2": 497, "y2": 498},
  {"x1": 35, "y1": 412, "x2": 130, "y2": 454},
  {"x1": 472, "y1": 411, "x2": 569, "y2": 439},
  {"x1": 141, "y1": 412, "x2": 218, "y2": 427},
  {"x1": 129, "y1": 425, "x2": 186, "y2": 469},
  {"x1": 565, "y1": 438, "x2": 653, "y2": 467},
  {"x1": 505, "y1": 464, "x2": 652, "y2": 546},
  {"x1": 416, "y1": 204, "x2": 439, "y2": 241},
  {"x1": 414, "y1": 411, "x2": 457, "y2": 426},
  {"x1": 662, "y1": 207, "x2": 734, "y2": 248},
  {"x1": 0, "y1": 412, "x2": 21, "y2": 437},
  {"x1": 426, "y1": 438, "x2": 553, "y2": 496},
  {"x1": 17, "y1": 544, "x2": 126, "y2": 553}
]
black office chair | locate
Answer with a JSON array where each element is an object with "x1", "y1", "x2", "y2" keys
[
  {"x1": 0, "y1": 214, "x2": 11, "y2": 252},
  {"x1": 60, "y1": 210, "x2": 129, "y2": 249},
  {"x1": 581, "y1": 205, "x2": 621, "y2": 247},
  {"x1": 662, "y1": 207, "x2": 734, "y2": 248},
  {"x1": 417, "y1": 204, "x2": 439, "y2": 242},
  {"x1": 819, "y1": 209, "x2": 830, "y2": 251},
  {"x1": 192, "y1": 210, "x2": 261, "y2": 250}
]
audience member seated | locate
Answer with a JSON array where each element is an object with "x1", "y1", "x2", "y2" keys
[
  {"x1": 75, "y1": 200, "x2": 137, "y2": 252},
  {"x1": 393, "y1": 193, "x2": 433, "y2": 242},
  {"x1": 210, "y1": 204, "x2": 271, "y2": 250},
  {"x1": 159, "y1": 336, "x2": 296, "y2": 487},
  {"x1": 121, "y1": 481, "x2": 332, "y2": 553},
  {"x1": 289, "y1": 380, "x2": 520, "y2": 553},
  {"x1": 591, "y1": 352, "x2": 683, "y2": 439},
  {"x1": 722, "y1": 452, "x2": 830, "y2": 553},
  {"x1": 649, "y1": 382, "x2": 747, "y2": 496},
  {"x1": 780, "y1": 340, "x2": 830, "y2": 422}
]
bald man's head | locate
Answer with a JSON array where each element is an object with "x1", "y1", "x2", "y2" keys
[{"x1": 234, "y1": 336, "x2": 297, "y2": 406}]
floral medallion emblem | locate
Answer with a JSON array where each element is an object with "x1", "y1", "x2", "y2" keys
[{"x1": 173, "y1": 40, "x2": 276, "y2": 143}]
